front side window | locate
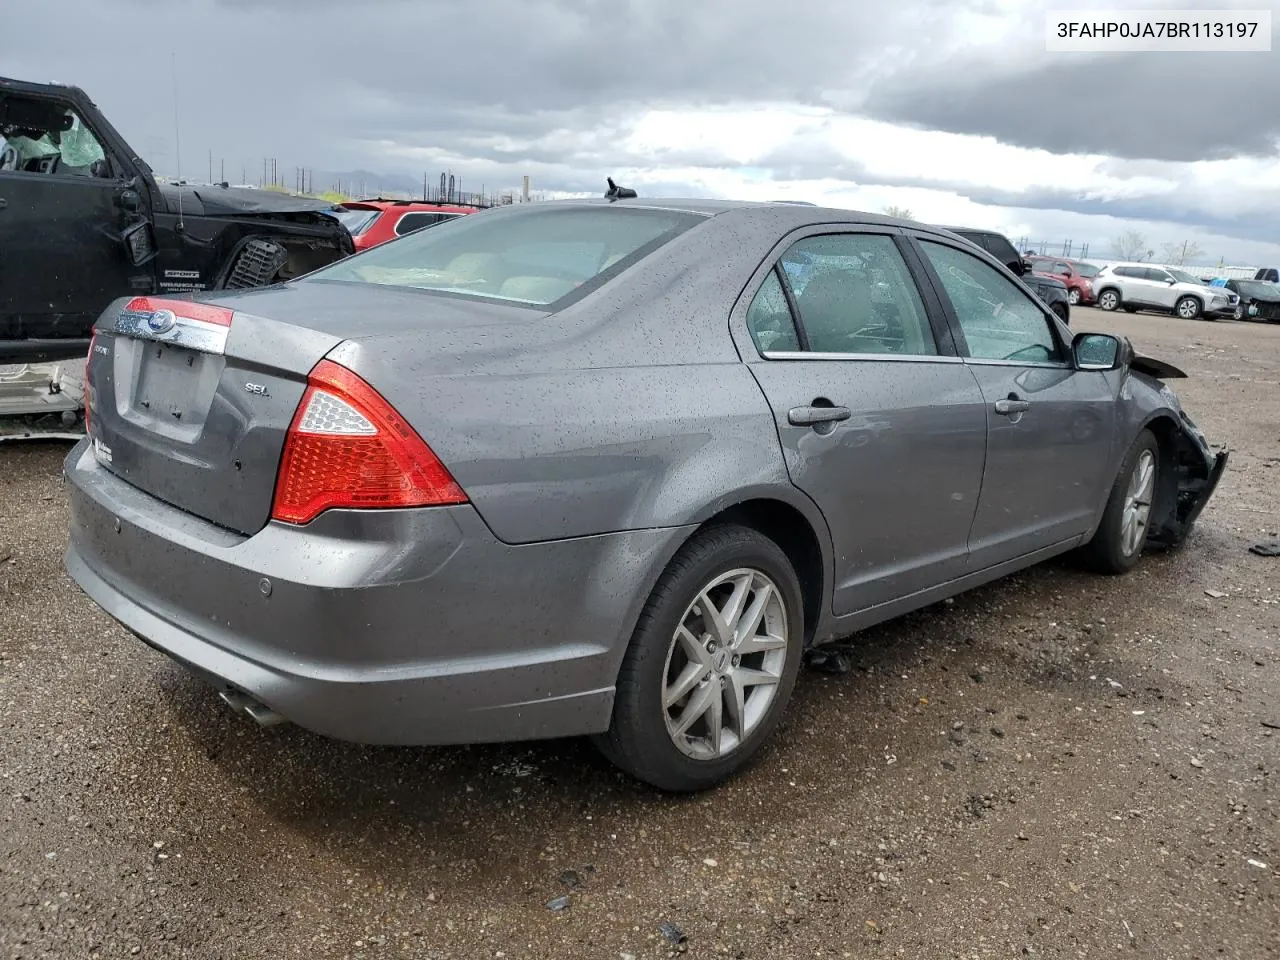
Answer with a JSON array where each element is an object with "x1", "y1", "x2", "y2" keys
[
  {"x1": 0, "y1": 99, "x2": 109, "y2": 177},
  {"x1": 921, "y1": 240, "x2": 1060, "y2": 364},
  {"x1": 775, "y1": 234, "x2": 937, "y2": 356},
  {"x1": 1145, "y1": 268, "x2": 1173, "y2": 283},
  {"x1": 309, "y1": 206, "x2": 702, "y2": 306}
]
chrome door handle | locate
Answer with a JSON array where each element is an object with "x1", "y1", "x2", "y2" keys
[
  {"x1": 788, "y1": 404, "x2": 851, "y2": 426},
  {"x1": 993, "y1": 397, "x2": 1031, "y2": 416}
]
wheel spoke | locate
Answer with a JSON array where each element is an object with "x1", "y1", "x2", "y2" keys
[
  {"x1": 706, "y1": 686, "x2": 725, "y2": 755},
  {"x1": 737, "y1": 632, "x2": 787, "y2": 656},
  {"x1": 672, "y1": 681, "x2": 716, "y2": 737},
  {"x1": 676, "y1": 626, "x2": 713, "y2": 670},
  {"x1": 725, "y1": 672, "x2": 747, "y2": 738},
  {"x1": 698, "y1": 590, "x2": 732, "y2": 645},
  {"x1": 664, "y1": 660, "x2": 707, "y2": 708},
  {"x1": 733, "y1": 582, "x2": 773, "y2": 647},
  {"x1": 735, "y1": 667, "x2": 780, "y2": 688},
  {"x1": 718, "y1": 574, "x2": 753, "y2": 640}
]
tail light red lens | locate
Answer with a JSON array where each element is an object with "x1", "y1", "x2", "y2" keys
[{"x1": 270, "y1": 359, "x2": 466, "y2": 525}]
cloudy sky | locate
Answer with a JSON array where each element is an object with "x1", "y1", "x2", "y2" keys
[{"x1": 6, "y1": 0, "x2": 1280, "y2": 265}]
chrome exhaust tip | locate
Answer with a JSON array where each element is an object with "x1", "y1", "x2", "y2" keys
[{"x1": 219, "y1": 690, "x2": 287, "y2": 727}]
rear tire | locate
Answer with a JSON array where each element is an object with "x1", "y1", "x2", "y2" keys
[
  {"x1": 1079, "y1": 430, "x2": 1160, "y2": 575},
  {"x1": 1097, "y1": 289, "x2": 1120, "y2": 311},
  {"x1": 595, "y1": 524, "x2": 805, "y2": 792}
]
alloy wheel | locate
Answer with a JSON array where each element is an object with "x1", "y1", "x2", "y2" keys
[
  {"x1": 1068, "y1": 288, "x2": 1081, "y2": 305},
  {"x1": 662, "y1": 568, "x2": 788, "y2": 760},
  {"x1": 1121, "y1": 449, "x2": 1156, "y2": 557}
]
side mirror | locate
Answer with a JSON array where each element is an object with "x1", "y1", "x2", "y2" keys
[
  {"x1": 1165, "y1": 277, "x2": 1176, "y2": 284},
  {"x1": 121, "y1": 220, "x2": 156, "y2": 266},
  {"x1": 1059, "y1": 269, "x2": 1071, "y2": 277},
  {"x1": 1073, "y1": 332, "x2": 1131, "y2": 371},
  {"x1": 1017, "y1": 258, "x2": 1033, "y2": 276}
]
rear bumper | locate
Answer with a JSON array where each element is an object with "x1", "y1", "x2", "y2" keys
[{"x1": 63, "y1": 441, "x2": 690, "y2": 745}]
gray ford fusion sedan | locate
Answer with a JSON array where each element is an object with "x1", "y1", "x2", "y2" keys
[{"x1": 64, "y1": 194, "x2": 1227, "y2": 791}]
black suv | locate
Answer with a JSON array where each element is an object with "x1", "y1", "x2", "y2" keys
[
  {"x1": 0, "y1": 76, "x2": 355, "y2": 365},
  {"x1": 934, "y1": 226, "x2": 1071, "y2": 325}
]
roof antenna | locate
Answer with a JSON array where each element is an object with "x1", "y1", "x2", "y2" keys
[
  {"x1": 170, "y1": 52, "x2": 184, "y2": 232},
  {"x1": 605, "y1": 177, "x2": 636, "y2": 202}
]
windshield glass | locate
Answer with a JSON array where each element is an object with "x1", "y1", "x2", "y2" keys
[
  {"x1": 1071, "y1": 261, "x2": 1100, "y2": 277},
  {"x1": 309, "y1": 206, "x2": 703, "y2": 306},
  {"x1": 1168, "y1": 268, "x2": 1201, "y2": 284},
  {"x1": 333, "y1": 208, "x2": 379, "y2": 236}
]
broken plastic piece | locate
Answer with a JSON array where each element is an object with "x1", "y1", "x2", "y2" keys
[{"x1": 1249, "y1": 540, "x2": 1280, "y2": 557}]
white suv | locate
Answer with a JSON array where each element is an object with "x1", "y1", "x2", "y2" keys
[{"x1": 1093, "y1": 263, "x2": 1242, "y2": 320}]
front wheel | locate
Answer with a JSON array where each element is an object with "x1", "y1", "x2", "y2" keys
[
  {"x1": 1097, "y1": 289, "x2": 1120, "y2": 311},
  {"x1": 1175, "y1": 295, "x2": 1202, "y2": 320},
  {"x1": 1067, "y1": 288, "x2": 1082, "y2": 305},
  {"x1": 1079, "y1": 430, "x2": 1160, "y2": 575},
  {"x1": 595, "y1": 525, "x2": 804, "y2": 792}
]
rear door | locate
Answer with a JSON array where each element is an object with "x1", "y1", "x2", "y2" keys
[
  {"x1": 0, "y1": 86, "x2": 155, "y2": 363},
  {"x1": 910, "y1": 233, "x2": 1117, "y2": 567},
  {"x1": 735, "y1": 227, "x2": 989, "y2": 615}
]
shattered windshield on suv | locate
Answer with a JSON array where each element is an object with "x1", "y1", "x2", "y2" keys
[{"x1": 307, "y1": 205, "x2": 703, "y2": 306}]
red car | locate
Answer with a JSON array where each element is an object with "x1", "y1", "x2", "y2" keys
[
  {"x1": 1026, "y1": 255, "x2": 1099, "y2": 306},
  {"x1": 332, "y1": 199, "x2": 481, "y2": 251}
]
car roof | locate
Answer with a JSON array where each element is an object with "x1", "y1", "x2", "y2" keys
[{"x1": 508, "y1": 197, "x2": 971, "y2": 238}]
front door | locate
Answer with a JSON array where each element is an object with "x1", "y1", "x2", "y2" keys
[
  {"x1": 0, "y1": 94, "x2": 152, "y2": 363},
  {"x1": 737, "y1": 229, "x2": 989, "y2": 615},
  {"x1": 913, "y1": 236, "x2": 1117, "y2": 568}
]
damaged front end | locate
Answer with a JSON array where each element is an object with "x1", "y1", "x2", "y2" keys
[{"x1": 1139, "y1": 365, "x2": 1229, "y2": 549}]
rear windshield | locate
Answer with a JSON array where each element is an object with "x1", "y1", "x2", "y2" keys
[
  {"x1": 308, "y1": 206, "x2": 703, "y2": 306},
  {"x1": 333, "y1": 208, "x2": 379, "y2": 236}
]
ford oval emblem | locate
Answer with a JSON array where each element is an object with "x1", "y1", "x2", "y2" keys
[{"x1": 147, "y1": 309, "x2": 177, "y2": 334}]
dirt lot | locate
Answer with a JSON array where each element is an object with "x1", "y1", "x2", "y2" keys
[{"x1": 2, "y1": 306, "x2": 1277, "y2": 960}]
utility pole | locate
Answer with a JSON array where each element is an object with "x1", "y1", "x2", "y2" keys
[{"x1": 208, "y1": 148, "x2": 212, "y2": 183}]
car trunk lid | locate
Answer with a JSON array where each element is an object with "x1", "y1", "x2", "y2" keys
[{"x1": 86, "y1": 295, "x2": 345, "y2": 535}]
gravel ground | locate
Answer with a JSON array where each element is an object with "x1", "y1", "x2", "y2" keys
[{"x1": 2, "y1": 307, "x2": 1277, "y2": 960}]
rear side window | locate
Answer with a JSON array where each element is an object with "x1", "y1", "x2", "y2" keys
[
  {"x1": 395, "y1": 211, "x2": 460, "y2": 236},
  {"x1": 777, "y1": 234, "x2": 937, "y2": 356},
  {"x1": 921, "y1": 241, "x2": 1060, "y2": 364},
  {"x1": 310, "y1": 206, "x2": 702, "y2": 306},
  {"x1": 745, "y1": 271, "x2": 801, "y2": 353}
]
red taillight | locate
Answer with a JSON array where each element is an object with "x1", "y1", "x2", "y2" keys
[
  {"x1": 83, "y1": 331, "x2": 96, "y2": 435},
  {"x1": 124, "y1": 296, "x2": 234, "y2": 327},
  {"x1": 270, "y1": 359, "x2": 466, "y2": 525}
]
